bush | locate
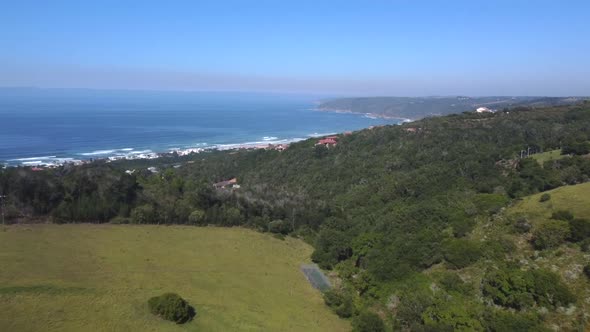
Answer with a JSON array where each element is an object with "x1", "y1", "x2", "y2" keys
[
  {"x1": 539, "y1": 193, "x2": 551, "y2": 202},
  {"x1": 482, "y1": 310, "x2": 547, "y2": 332},
  {"x1": 584, "y1": 265, "x2": 590, "y2": 279},
  {"x1": 323, "y1": 289, "x2": 353, "y2": 318},
  {"x1": 532, "y1": 220, "x2": 570, "y2": 250},
  {"x1": 551, "y1": 210, "x2": 574, "y2": 221},
  {"x1": 569, "y1": 218, "x2": 590, "y2": 242},
  {"x1": 482, "y1": 268, "x2": 575, "y2": 309},
  {"x1": 439, "y1": 272, "x2": 471, "y2": 295},
  {"x1": 352, "y1": 311, "x2": 386, "y2": 332},
  {"x1": 514, "y1": 216, "x2": 532, "y2": 233},
  {"x1": 188, "y1": 209, "x2": 206, "y2": 225},
  {"x1": 109, "y1": 216, "x2": 129, "y2": 224},
  {"x1": 443, "y1": 239, "x2": 482, "y2": 269},
  {"x1": 148, "y1": 293, "x2": 195, "y2": 324}
]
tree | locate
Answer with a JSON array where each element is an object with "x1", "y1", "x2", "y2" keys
[
  {"x1": 443, "y1": 239, "x2": 482, "y2": 269},
  {"x1": 532, "y1": 220, "x2": 570, "y2": 249},
  {"x1": 352, "y1": 311, "x2": 386, "y2": 332},
  {"x1": 188, "y1": 209, "x2": 206, "y2": 225},
  {"x1": 147, "y1": 293, "x2": 195, "y2": 324}
]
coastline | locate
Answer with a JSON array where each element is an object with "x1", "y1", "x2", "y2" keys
[
  {"x1": 312, "y1": 107, "x2": 412, "y2": 122},
  {"x1": 0, "y1": 133, "x2": 347, "y2": 169},
  {"x1": 1, "y1": 110, "x2": 401, "y2": 169}
]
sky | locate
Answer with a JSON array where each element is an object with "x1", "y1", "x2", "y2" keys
[{"x1": 0, "y1": 0, "x2": 589, "y2": 96}]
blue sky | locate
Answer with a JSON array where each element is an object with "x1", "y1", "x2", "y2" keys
[{"x1": 0, "y1": 0, "x2": 589, "y2": 95}]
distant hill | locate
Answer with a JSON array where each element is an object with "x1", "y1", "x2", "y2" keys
[{"x1": 317, "y1": 96, "x2": 586, "y2": 119}]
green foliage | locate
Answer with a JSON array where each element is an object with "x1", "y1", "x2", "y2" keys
[
  {"x1": 322, "y1": 289, "x2": 353, "y2": 318},
  {"x1": 482, "y1": 268, "x2": 575, "y2": 309},
  {"x1": 352, "y1": 311, "x2": 385, "y2": 332},
  {"x1": 443, "y1": 239, "x2": 482, "y2": 269},
  {"x1": 482, "y1": 310, "x2": 547, "y2": 332},
  {"x1": 568, "y1": 218, "x2": 590, "y2": 242},
  {"x1": 396, "y1": 289, "x2": 433, "y2": 328},
  {"x1": 584, "y1": 265, "x2": 590, "y2": 279},
  {"x1": 438, "y1": 272, "x2": 471, "y2": 295},
  {"x1": 268, "y1": 219, "x2": 291, "y2": 234},
  {"x1": 551, "y1": 209, "x2": 574, "y2": 221},
  {"x1": 3, "y1": 103, "x2": 590, "y2": 331},
  {"x1": 147, "y1": 293, "x2": 195, "y2": 324},
  {"x1": 539, "y1": 193, "x2": 551, "y2": 202},
  {"x1": 562, "y1": 141, "x2": 590, "y2": 156},
  {"x1": 131, "y1": 204, "x2": 155, "y2": 224},
  {"x1": 532, "y1": 220, "x2": 570, "y2": 249},
  {"x1": 473, "y1": 193, "x2": 509, "y2": 215},
  {"x1": 188, "y1": 209, "x2": 205, "y2": 225},
  {"x1": 422, "y1": 295, "x2": 484, "y2": 331}
]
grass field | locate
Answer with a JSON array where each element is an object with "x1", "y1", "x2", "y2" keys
[
  {"x1": 530, "y1": 149, "x2": 567, "y2": 164},
  {"x1": 509, "y1": 182, "x2": 590, "y2": 223},
  {"x1": 0, "y1": 225, "x2": 349, "y2": 332}
]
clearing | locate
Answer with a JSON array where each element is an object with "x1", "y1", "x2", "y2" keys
[{"x1": 0, "y1": 224, "x2": 349, "y2": 332}]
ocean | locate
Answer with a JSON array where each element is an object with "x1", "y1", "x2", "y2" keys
[{"x1": 0, "y1": 89, "x2": 398, "y2": 166}]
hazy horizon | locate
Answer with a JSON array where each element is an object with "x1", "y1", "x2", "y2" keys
[{"x1": 1, "y1": 1, "x2": 589, "y2": 96}]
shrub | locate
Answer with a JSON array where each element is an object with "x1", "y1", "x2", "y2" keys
[
  {"x1": 188, "y1": 210, "x2": 206, "y2": 225},
  {"x1": 569, "y1": 218, "x2": 590, "y2": 242},
  {"x1": 482, "y1": 310, "x2": 547, "y2": 332},
  {"x1": 581, "y1": 238, "x2": 590, "y2": 252},
  {"x1": 109, "y1": 216, "x2": 129, "y2": 224},
  {"x1": 514, "y1": 216, "x2": 532, "y2": 233},
  {"x1": 539, "y1": 193, "x2": 551, "y2": 202},
  {"x1": 323, "y1": 289, "x2": 353, "y2": 318},
  {"x1": 482, "y1": 268, "x2": 575, "y2": 309},
  {"x1": 268, "y1": 219, "x2": 291, "y2": 234},
  {"x1": 532, "y1": 220, "x2": 570, "y2": 250},
  {"x1": 148, "y1": 293, "x2": 195, "y2": 324},
  {"x1": 352, "y1": 311, "x2": 386, "y2": 332},
  {"x1": 443, "y1": 239, "x2": 482, "y2": 269},
  {"x1": 584, "y1": 265, "x2": 590, "y2": 279},
  {"x1": 439, "y1": 272, "x2": 471, "y2": 295},
  {"x1": 551, "y1": 210, "x2": 574, "y2": 221}
]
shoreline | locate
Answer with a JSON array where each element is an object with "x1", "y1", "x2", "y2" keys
[
  {"x1": 2, "y1": 115, "x2": 402, "y2": 169},
  {"x1": 312, "y1": 107, "x2": 412, "y2": 122}
]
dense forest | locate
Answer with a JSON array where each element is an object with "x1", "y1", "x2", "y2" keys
[
  {"x1": 2, "y1": 102, "x2": 590, "y2": 330},
  {"x1": 318, "y1": 96, "x2": 584, "y2": 119}
]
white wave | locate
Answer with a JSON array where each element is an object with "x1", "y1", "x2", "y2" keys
[
  {"x1": 8, "y1": 155, "x2": 57, "y2": 161},
  {"x1": 307, "y1": 132, "x2": 337, "y2": 138},
  {"x1": 262, "y1": 136, "x2": 278, "y2": 141},
  {"x1": 126, "y1": 149, "x2": 153, "y2": 155},
  {"x1": 79, "y1": 149, "x2": 117, "y2": 156},
  {"x1": 120, "y1": 148, "x2": 134, "y2": 151}
]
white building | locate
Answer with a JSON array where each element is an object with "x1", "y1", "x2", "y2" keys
[{"x1": 476, "y1": 107, "x2": 494, "y2": 113}]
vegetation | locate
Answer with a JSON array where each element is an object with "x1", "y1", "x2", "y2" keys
[
  {"x1": 148, "y1": 293, "x2": 195, "y2": 324},
  {"x1": 2, "y1": 103, "x2": 590, "y2": 330},
  {"x1": 0, "y1": 225, "x2": 348, "y2": 331},
  {"x1": 317, "y1": 96, "x2": 580, "y2": 119}
]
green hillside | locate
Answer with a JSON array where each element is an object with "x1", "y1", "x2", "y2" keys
[
  {"x1": 0, "y1": 225, "x2": 349, "y2": 332},
  {"x1": 2, "y1": 103, "x2": 590, "y2": 330},
  {"x1": 317, "y1": 96, "x2": 585, "y2": 119}
]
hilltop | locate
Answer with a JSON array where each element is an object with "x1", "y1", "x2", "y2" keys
[{"x1": 317, "y1": 96, "x2": 585, "y2": 119}]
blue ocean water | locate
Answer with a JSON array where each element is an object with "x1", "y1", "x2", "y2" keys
[{"x1": 0, "y1": 89, "x2": 398, "y2": 166}]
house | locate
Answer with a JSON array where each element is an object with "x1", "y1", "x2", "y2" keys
[
  {"x1": 316, "y1": 137, "x2": 338, "y2": 147},
  {"x1": 404, "y1": 127, "x2": 418, "y2": 133},
  {"x1": 31, "y1": 167, "x2": 44, "y2": 172},
  {"x1": 213, "y1": 178, "x2": 238, "y2": 189},
  {"x1": 476, "y1": 107, "x2": 494, "y2": 113}
]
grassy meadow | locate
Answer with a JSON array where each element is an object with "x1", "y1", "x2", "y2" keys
[
  {"x1": 0, "y1": 225, "x2": 349, "y2": 332},
  {"x1": 509, "y1": 182, "x2": 590, "y2": 223},
  {"x1": 530, "y1": 149, "x2": 567, "y2": 164}
]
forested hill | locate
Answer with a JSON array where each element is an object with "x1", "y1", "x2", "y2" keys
[
  {"x1": 2, "y1": 102, "x2": 590, "y2": 330},
  {"x1": 317, "y1": 96, "x2": 585, "y2": 119}
]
